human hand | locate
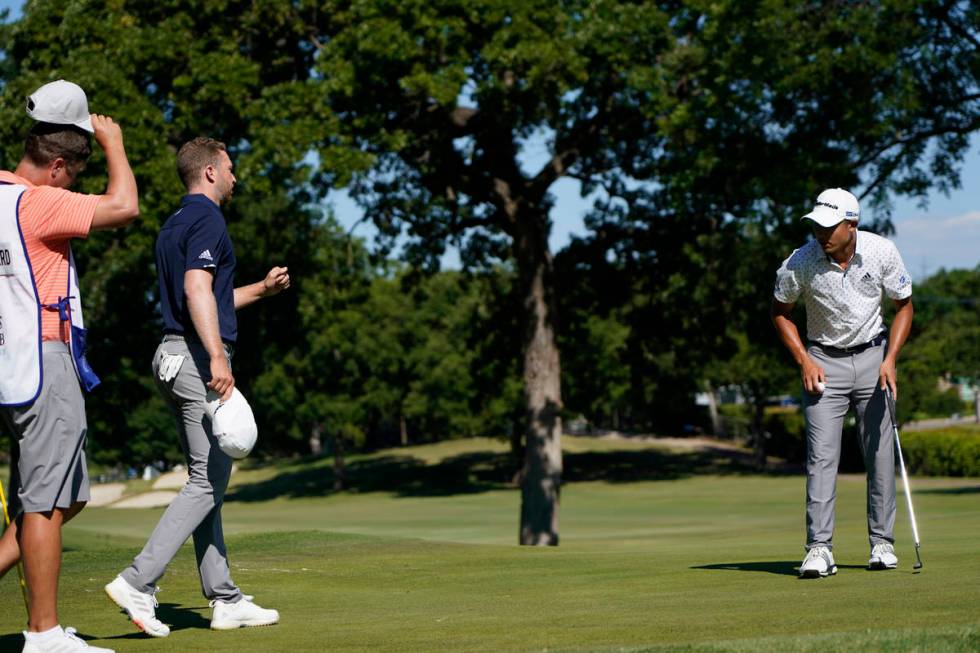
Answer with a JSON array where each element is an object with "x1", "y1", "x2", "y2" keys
[
  {"x1": 801, "y1": 356, "x2": 826, "y2": 394},
  {"x1": 90, "y1": 114, "x2": 123, "y2": 149},
  {"x1": 262, "y1": 266, "x2": 290, "y2": 297},
  {"x1": 879, "y1": 357, "x2": 898, "y2": 399},
  {"x1": 207, "y1": 354, "x2": 235, "y2": 401}
]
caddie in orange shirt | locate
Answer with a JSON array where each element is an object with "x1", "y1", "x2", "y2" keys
[{"x1": 0, "y1": 80, "x2": 139, "y2": 653}]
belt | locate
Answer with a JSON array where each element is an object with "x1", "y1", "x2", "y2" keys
[
  {"x1": 814, "y1": 332, "x2": 885, "y2": 355},
  {"x1": 162, "y1": 333, "x2": 234, "y2": 356}
]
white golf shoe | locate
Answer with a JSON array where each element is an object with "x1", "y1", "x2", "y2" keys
[
  {"x1": 104, "y1": 576, "x2": 170, "y2": 637},
  {"x1": 21, "y1": 627, "x2": 114, "y2": 652},
  {"x1": 869, "y1": 543, "x2": 899, "y2": 570},
  {"x1": 799, "y1": 546, "x2": 837, "y2": 578},
  {"x1": 210, "y1": 595, "x2": 280, "y2": 630}
]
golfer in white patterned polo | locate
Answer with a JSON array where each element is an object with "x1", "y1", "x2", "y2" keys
[{"x1": 770, "y1": 188, "x2": 914, "y2": 578}]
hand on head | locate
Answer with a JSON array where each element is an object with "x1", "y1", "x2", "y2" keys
[{"x1": 90, "y1": 114, "x2": 123, "y2": 148}]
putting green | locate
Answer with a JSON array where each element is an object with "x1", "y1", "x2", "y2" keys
[{"x1": 1, "y1": 441, "x2": 978, "y2": 652}]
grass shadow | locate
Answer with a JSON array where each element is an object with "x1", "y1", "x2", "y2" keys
[
  {"x1": 156, "y1": 602, "x2": 210, "y2": 632},
  {"x1": 916, "y1": 485, "x2": 980, "y2": 495},
  {"x1": 692, "y1": 562, "x2": 867, "y2": 577},
  {"x1": 227, "y1": 442, "x2": 788, "y2": 503},
  {"x1": 691, "y1": 561, "x2": 800, "y2": 576},
  {"x1": 99, "y1": 603, "x2": 209, "y2": 640}
]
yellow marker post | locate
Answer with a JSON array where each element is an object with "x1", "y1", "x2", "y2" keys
[{"x1": 0, "y1": 477, "x2": 29, "y2": 613}]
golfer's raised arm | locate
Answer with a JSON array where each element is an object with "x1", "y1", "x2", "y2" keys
[
  {"x1": 90, "y1": 114, "x2": 139, "y2": 230},
  {"x1": 233, "y1": 266, "x2": 290, "y2": 310}
]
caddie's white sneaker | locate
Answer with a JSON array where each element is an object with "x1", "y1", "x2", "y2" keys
[
  {"x1": 21, "y1": 627, "x2": 114, "y2": 652},
  {"x1": 869, "y1": 543, "x2": 899, "y2": 570},
  {"x1": 799, "y1": 546, "x2": 837, "y2": 578},
  {"x1": 104, "y1": 575, "x2": 170, "y2": 637},
  {"x1": 210, "y1": 595, "x2": 280, "y2": 630}
]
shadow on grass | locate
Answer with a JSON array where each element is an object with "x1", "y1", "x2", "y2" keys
[
  {"x1": 99, "y1": 603, "x2": 209, "y2": 640},
  {"x1": 156, "y1": 603, "x2": 210, "y2": 632},
  {"x1": 227, "y1": 444, "x2": 790, "y2": 503},
  {"x1": 691, "y1": 561, "x2": 800, "y2": 576},
  {"x1": 691, "y1": 562, "x2": 867, "y2": 576},
  {"x1": 915, "y1": 485, "x2": 980, "y2": 495}
]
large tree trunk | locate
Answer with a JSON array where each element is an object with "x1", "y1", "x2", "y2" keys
[{"x1": 514, "y1": 214, "x2": 563, "y2": 546}]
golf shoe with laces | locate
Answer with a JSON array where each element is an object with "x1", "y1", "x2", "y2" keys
[
  {"x1": 210, "y1": 595, "x2": 280, "y2": 630},
  {"x1": 104, "y1": 576, "x2": 170, "y2": 637},
  {"x1": 868, "y1": 543, "x2": 899, "y2": 569},
  {"x1": 799, "y1": 546, "x2": 837, "y2": 578},
  {"x1": 21, "y1": 627, "x2": 114, "y2": 653}
]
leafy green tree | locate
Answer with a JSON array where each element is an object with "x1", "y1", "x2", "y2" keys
[
  {"x1": 898, "y1": 267, "x2": 980, "y2": 421},
  {"x1": 0, "y1": 0, "x2": 332, "y2": 465}
]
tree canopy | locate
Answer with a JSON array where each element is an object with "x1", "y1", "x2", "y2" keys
[{"x1": 0, "y1": 1, "x2": 977, "y2": 545}]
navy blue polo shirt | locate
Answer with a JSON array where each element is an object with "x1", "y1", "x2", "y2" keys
[{"x1": 156, "y1": 194, "x2": 237, "y2": 343}]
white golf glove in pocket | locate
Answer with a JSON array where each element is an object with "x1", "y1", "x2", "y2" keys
[{"x1": 157, "y1": 352, "x2": 185, "y2": 382}]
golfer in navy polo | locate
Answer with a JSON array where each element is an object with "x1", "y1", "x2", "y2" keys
[{"x1": 105, "y1": 137, "x2": 289, "y2": 635}]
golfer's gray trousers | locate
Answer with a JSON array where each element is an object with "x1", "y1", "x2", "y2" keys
[
  {"x1": 803, "y1": 339, "x2": 896, "y2": 551},
  {"x1": 120, "y1": 336, "x2": 243, "y2": 603}
]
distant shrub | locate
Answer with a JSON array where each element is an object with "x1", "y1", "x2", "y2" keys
[
  {"x1": 763, "y1": 407, "x2": 806, "y2": 462},
  {"x1": 901, "y1": 428, "x2": 980, "y2": 477}
]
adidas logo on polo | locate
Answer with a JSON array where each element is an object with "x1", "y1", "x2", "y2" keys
[{"x1": 198, "y1": 249, "x2": 213, "y2": 261}]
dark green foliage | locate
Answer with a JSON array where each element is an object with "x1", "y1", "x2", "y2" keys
[
  {"x1": 901, "y1": 427, "x2": 980, "y2": 477},
  {"x1": 1, "y1": 1, "x2": 978, "y2": 472}
]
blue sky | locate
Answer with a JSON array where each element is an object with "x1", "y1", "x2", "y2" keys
[{"x1": 3, "y1": 0, "x2": 977, "y2": 277}]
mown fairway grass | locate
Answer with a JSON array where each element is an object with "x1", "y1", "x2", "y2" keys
[{"x1": 1, "y1": 437, "x2": 978, "y2": 652}]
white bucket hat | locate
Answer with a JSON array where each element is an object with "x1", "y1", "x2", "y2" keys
[
  {"x1": 801, "y1": 188, "x2": 860, "y2": 228},
  {"x1": 204, "y1": 387, "x2": 258, "y2": 459},
  {"x1": 26, "y1": 80, "x2": 94, "y2": 133}
]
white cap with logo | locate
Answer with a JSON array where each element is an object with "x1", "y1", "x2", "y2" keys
[
  {"x1": 204, "y1": 387, "x2": 258, "y2": 459},
  {"x1": 801, "y1": 188, "x2": 860, "y2": 228},
  {"x1": 26, "y1": 80, "x2": 94, "y2": 133}
]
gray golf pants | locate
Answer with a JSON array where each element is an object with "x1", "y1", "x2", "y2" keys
[
  {"x1": 119, "y1": 336, "x2": 243, "y2": 603},
  {"x1": 803, "y1": 340, "x2": 896, "y2": 551}
]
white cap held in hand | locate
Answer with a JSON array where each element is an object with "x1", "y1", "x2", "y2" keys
[{"x1": 204, "y1": 387, "x2": 258, "y2": 459}]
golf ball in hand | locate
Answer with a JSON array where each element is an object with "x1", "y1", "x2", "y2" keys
[{"x1": 815, "y1": 381, "x2": 826, "y2": 393}]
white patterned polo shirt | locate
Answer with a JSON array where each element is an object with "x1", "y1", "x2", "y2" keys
[{"x1": 773, "y1": 230, "x2": 912, "y2": 348}]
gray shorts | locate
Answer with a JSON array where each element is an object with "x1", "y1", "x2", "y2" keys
[{"x1": 2, "y1": 341, "x2": 90, "y2": 515}]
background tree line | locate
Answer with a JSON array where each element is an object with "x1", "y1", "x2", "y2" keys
[{"x1": 0, "y1": 1, "x2": 977, "y2": 545}]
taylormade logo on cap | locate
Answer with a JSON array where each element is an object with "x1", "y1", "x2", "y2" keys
[
  {"x1": 801, "y1": 188, "x2": 860, "y2": 228},
  {"x1": 26, "y1": 80, "x2": 94, "y2": 133}
]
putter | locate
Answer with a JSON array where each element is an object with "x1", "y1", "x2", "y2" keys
[
  {"x1": 0, "y1": 476, "x2": 30, "y2": 611},
  {"x1": 884, "y1": 387, "x2": 923, "y2": 570}
]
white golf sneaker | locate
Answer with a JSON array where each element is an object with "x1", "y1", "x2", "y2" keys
[
  {"x1": 210, "y1": 595, "x2": 280, "y2": 630},
  {"x1": 799, "y1": 546, "x2": 837, "y2": 578},
  {"x1": 869, "y1": 543, "x2": 899, "y2": 569},
  {"x1": 22, "y1": 627, "x2": 114, "y2": 652},
  {"x1": 104, "y1": 576, "x2": 170, "y2": 637}
]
